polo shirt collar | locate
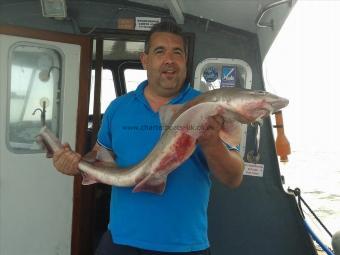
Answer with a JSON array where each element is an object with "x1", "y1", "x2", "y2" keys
[{"x1": 134, "y1": 80, "x2": 191, "y2": 106}]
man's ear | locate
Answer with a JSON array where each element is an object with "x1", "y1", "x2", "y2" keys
[{"x1": 140, "y1": 52, "x2": 148, "y2": 70}]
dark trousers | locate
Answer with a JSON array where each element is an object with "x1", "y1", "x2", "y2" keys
[{"x1": 95, "y1": 231, "x2": 211, "y2": 255}]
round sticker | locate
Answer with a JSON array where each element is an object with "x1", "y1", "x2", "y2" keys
[{"x1": 203, "y1": 66, "x2": 218, "y2": 83}]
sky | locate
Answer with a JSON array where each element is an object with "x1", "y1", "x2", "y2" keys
[
  {"x1": 263, "y1": 0, "x2": 340, "y2": 154},
  {"x1": 263, "y1": 1, "x2": 340, "y2": 242}
]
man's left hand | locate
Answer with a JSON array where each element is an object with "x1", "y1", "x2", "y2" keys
[
  {"x1": 197, "y1": 114, "x2": 244, "y2": 188},
  {"x1": 197, "y1": 115, "x2": 224, "y2": 148}
]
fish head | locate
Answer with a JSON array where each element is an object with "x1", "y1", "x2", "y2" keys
[{"x1": 218, "y1": 88, "x2": 289, "y2": 123}]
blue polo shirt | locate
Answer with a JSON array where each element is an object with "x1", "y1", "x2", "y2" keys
[{"x1": 97, "y1": 81, "x2": 211, "y2": 252}]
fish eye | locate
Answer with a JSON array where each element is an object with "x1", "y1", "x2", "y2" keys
[
  {"x1": 248, "y1": 90, "x2": 263, "y2": 95},
  {"x1": 255, "y1": 90, "x2": 268, "y2": 96}
]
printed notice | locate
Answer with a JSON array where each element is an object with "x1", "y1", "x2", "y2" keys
[
  {"x1": 135, "y1": 17, "x2": 161, "y2": 31},
  {"x1": 243, "y1": 162, "x2": 264, "y2": 177}
]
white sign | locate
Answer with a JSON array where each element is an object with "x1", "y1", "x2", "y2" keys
[
  {"x1": 243, "y1": 162, "x2": 264, "y2": 177},
  {"x1": 135, "y1": 17, "x2": 161, "y2": 31}
]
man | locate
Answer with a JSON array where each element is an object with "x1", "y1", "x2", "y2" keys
[{"x1": 53, "y1": 21, "x2": 244, "y2": 255}]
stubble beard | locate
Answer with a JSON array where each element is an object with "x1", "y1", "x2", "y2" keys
[{"x1": 158, "y1": 77, "x2": 184, "y2": 97}]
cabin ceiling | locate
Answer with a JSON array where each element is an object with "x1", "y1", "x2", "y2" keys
[
  {"x1": 128, "y1": 0, "x2": 282, "y2": 33},
  {"x1": 0, "y1": 0, "x2": 288, "y2": 33},
  {"x1": 0, "y1": 0, "x2": 294, "y2": 58}
]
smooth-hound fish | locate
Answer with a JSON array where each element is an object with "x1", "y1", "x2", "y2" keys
[{"x1": 37, "y1": 87, "x2": 289, "y2": 194}]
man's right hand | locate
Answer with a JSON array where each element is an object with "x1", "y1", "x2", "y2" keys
[{"x1": 53, "y1": 143, "x2": 81, "y2": 176}]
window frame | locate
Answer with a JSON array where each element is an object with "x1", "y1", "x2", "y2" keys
[
  {"x1": 6, "y1": 42, "x2": 64, "y2": 154},
  {"x1": 118, "y1": 60, "x2": 145, "y2": 93}
]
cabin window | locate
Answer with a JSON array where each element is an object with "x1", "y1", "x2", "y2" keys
[
  {"x1": 124, "y1": 68, "x2": 147, "y2": 93},
  {"x1": 7, "y1": 43, "x2": 62, "y2": 153},
  {"x1": 89, "y1": 69, "x2": 116, "y2": 115}
]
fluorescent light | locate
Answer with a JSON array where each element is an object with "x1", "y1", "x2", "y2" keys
[{"x1": 40, "y1": 0, "x2": 67, "y2": 19}]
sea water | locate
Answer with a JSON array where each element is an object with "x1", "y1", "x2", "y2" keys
[{"x1": 280, "y1": 150, "x2": 340, "y2": 248}]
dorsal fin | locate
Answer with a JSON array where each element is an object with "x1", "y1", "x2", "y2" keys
[
  {"x1": 158, "y1": 104, "x2": 184, "y2": 131},
  {"x1": 171, "y1": 102, "x2": 219, "y2": 139},
  {"x1": 82, "y1": 146, "x2": 116, "y2": 167},
  {"x1": 93, "y1": 147, "x2": 117, "y2": 168},
  {"x1": 96, "y1": 146, "x2": 115, "y2": 163}
]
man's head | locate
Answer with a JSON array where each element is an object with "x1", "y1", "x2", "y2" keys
[
  {"x1": 144, "y1": 21, "x2": 187, "y2": 55},
  {"x1": 141, "y1": 21, "x2": 188, "y2": 98}
]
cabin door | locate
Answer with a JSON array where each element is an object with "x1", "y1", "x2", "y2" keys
[{"x1": 0, "y1": 26, "x2": 91, "y2": 255}]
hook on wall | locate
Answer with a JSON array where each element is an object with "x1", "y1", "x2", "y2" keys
[
  {"x1": 255, "y1": 0, "x2": 293, "y2": 30},
  {"x1": 39, "y1": 66, "x2": 61, "y2": 82},
  {"x1": 32, "y1": 98, "x2": 50, "y2": 127}
]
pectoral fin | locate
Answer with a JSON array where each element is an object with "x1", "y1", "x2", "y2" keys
[{"x1": 133, "y1": 173, "x2": 167, "y2": 194}]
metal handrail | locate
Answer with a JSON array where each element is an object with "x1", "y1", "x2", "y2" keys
[
  {"x1": 256, "y1": 0, "x2": 293, "y2": 29},
  {"x1": 246, "y1": 120, "x2": 263, "y2": 164}
]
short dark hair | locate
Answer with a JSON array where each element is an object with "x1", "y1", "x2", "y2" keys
[{"x1": 144, "y1": 21, "x2": 187, "y2": 55}]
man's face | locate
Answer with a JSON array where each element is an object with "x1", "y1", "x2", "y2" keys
[{"x1": 141, "y1": 32, "x2": 187, "y2": 98}]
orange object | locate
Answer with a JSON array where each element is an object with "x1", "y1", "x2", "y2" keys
[
  {"x1": 117, "y1": 18, "x2": 135, "y2": 30},
  {"x1": 274, "y1": 110, "x2": 291, "y2": 162}
]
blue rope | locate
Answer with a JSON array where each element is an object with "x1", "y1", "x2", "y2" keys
[
  {"x1": 288, "y1": 188, "x2": 335, "y2": 254},
  {"x1": 303, "y1": 220, "x2": 334, "y2": 255}
]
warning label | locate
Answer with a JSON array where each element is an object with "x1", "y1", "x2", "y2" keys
[
  {"x1": 135, "y1": 17, "x2": 161, "y2": 31},
  {"x1": 243, "y1": 162, "x2": 264, "y2": 177}
]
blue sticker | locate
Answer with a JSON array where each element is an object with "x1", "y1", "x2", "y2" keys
[
  {"x1": 221, "y1": 65, "x2": 237, "y2": 87},
  {"x1": 203, "y1": 66, "x2": 218, "y2": 83}
]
